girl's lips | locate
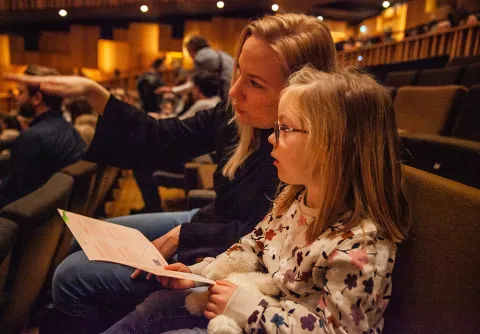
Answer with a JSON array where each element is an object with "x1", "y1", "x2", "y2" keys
[{"x1": 236, "y1": 108, "x2": 245, "y2": 114}]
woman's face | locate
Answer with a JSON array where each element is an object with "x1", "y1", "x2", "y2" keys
[{"x1": 229, "y1": 35, "x2": 285, "y2": 129}]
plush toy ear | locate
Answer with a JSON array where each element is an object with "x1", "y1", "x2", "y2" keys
[
  {"x1": 208, "y1": 315, "x2": 243, "y2": 334},
  {"x1": 185, "y1": 290, "x2": 209, "y2": 317}
]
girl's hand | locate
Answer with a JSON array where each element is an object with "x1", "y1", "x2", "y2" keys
[
  {"x1": 205, "y1": 280, "x2": 238, "y2": 319},
  {"x1": 157, "y1": 263, "x2": 195, "y2": 290}
]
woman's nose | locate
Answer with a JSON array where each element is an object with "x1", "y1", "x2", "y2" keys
[{"x1": 228, "y1": 79, "x2": 243, "y2": 100}]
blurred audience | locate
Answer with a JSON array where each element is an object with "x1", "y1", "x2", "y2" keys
[
  {"x1": 0, "y1": 65, "x2": 85, "y2": 207},
  {"x1": 137, "y1": 58, "x2": 166, "y2": 112}
]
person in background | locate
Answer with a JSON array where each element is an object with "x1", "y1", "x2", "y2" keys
[
  {"x1": 179, "y1": 71, "x2": 221, "y2": 120},
  {"x1": 0, "y1": 65, "x2": 84, "y2": 207},
  {"x1": 157, "y1": 36, "x2": 233, "y2": 100},
  {"x1": 137, "y1": 58, "x2": 166, "y2": 112}
]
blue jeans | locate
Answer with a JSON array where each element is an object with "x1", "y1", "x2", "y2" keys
[
  {"x1": 52, "y1": 209, "x2": 199, "y2": 321},
  {"x1": 103, "y1": 288, "x2": 209, "y2": 334}
]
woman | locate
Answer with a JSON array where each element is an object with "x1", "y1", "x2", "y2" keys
[{"x1": 5, "y1": 13, "x2": 337, "y2": 333}]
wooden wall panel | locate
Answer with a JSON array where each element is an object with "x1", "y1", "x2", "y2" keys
[
  {"x1": 8, "y1": 36, "x2": 23, "y2": 54},
  {"x1": 98, "y1": 39, "x2": 130, "y2": 73},
  {"x1": 69, "y1": 25, "x2": 100, "y2": 68},
  {"x1": 158, "y1": 24, "x2": 182, "y2": 52},
  {"x1": 406, "y1": 0, "x2": 451, "y2": 29},
  {"x1": 39, "y1": 32, "x2": 70, "y2": 54},
  {"x1": 113, "y1": 28, "x2": 128, "y2": 42},
  {"x1": 0, "y1": 35, "x2": 10, "y2": 66}
]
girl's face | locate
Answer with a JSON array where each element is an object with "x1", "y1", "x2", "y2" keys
[
  {"x1": 268, "y1": 93, "x2": 310, "y2": 185},
  {"x1": 229, "y1": 36, "x2": 285, "y2": 129}
]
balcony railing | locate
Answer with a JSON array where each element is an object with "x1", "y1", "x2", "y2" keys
[
  {"x1": 338, "y1": 23, "x2": 480, "y2": 68},
  {"x1": 0, "y1": 0, "x2": 152, "y2": 11}
]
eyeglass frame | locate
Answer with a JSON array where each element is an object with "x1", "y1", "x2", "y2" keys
[{"x1": 274, "y1": 120, "x2": 308, "y2": 143}]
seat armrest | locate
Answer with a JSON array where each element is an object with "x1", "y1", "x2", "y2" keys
[{"x1": 187, "y1": 189, "x2": 216, "y2": 209}]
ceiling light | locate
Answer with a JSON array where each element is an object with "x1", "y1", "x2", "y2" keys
[
  {"x1": 217, "y1": 1, "x2": 225, "y2": 9},
  {"x1": 358, "y1": 55, "x2": 363, "y2": 61},
  {"x1": 140, "y1": 5, "x2": 149, "y2": 12},
  {"x1": 382, "y1": 1, "x2": 391, "y2": 8},
  {"x1": 271, "y1": 4, "x2": 279, "y2": 12},
  {"x1": 317, "y1": 16, "x2": 324, "y2": 21},
  {"x1": 58, "y1": 9, "x2": 67, "y2": 17},
  {"x1": 360, "y1": 25, "x2": 367, "y2": 33}
]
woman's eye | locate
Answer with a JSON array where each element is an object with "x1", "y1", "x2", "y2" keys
[{"x1": 250, "y1": 80, "x2": 263, "y2": 88}]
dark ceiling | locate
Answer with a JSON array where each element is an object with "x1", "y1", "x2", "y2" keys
[{"x1": 0, "y1": 0, "x2": 401, "y2": 32}]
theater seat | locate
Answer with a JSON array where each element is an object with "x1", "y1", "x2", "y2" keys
[
  {"x1": 384, "y1": 165, "x2": 480, "y2": 334},
  {"x1": 384, "y1": 70, "x2": 419, "y2": 87},
  {"x1": 460, "y1": 63, "x2": 480, "y2": 87},
  {"x1": 451, "y1": 85, "x2": 480, "y2": 141},
  {"x1": 0, "y1": 173, "x2": 74, "y2": 334},
  {"x1": 401, "y1": 133, "x2": 480, "y2": 188},
  {"x1": 394, "y1": 85, "x2": 467, "y2": 135},
  {"x1": 0, "y1": 218, "x2": 17, "y2": 313},
  {"x1": 416, "y1": 67, "x2": 464, "y2": 86}
]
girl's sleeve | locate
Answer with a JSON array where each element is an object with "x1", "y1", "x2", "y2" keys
[{"x1": 224, "y1": 234, "x2": 393, "y2": 334}]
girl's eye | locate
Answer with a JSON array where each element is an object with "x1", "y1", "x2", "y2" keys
[{"x1": 250, "y1": 80, "x2": 263, "y2": 89}]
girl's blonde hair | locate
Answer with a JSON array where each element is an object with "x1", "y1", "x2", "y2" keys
[
  {"x1": 273, "y1": 67, "x2": 410, "y2": 243},
  {"x1": 223, "y1": 13, "x2": 337, "y2": 179}
]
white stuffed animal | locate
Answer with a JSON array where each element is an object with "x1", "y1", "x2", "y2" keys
[{"x1": 185, "y1": 249, "x2": 280, "y2": 334}]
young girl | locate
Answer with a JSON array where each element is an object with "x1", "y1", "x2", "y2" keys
[{"x1": 105, "y1": 67, "x2": 410, "y2": 333}]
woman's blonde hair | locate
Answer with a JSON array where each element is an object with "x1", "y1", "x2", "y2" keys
[
  {"x1": 223, "y1": 13, "x2": 337, "y2": 179},
  {"x1": 273, "y1": 67, "x2": 410, "y2": 243}
]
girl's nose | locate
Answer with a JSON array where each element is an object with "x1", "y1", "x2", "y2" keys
[{"x1": 268, "y1": 132, "x2": 276, "y2": 146}]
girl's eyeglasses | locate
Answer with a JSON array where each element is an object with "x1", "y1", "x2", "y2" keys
[{"x1": 274, "y1": 120, "x2": 308, "y2": 143}]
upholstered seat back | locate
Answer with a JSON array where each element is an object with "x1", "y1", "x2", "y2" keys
[{"x1": 384, "y1": 166, "x2": 480, "y2": 334}]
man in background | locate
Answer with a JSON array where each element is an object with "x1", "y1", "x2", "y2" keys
[
  {"x1": 179, "y1": 71, "x2": 221, "y2": 119},
  {"x1": 0, "y1": 65, "x2": 85, "y2": 207},
  {"x1": 156, "y1": 36, "x2": 233, "y2": 100}
]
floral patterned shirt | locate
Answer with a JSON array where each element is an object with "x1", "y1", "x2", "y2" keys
[{"x1": 191, "y1": 191, "x2": 397, "y2": 333}]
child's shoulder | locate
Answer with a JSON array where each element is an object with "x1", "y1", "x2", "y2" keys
[{"x1": 319, "y1": 219, "x2": 396, "y2": 256}]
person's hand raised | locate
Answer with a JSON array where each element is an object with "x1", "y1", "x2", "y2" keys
[
  {"x1": 3, "y1": 74, "x2": 94, "y2": 97},
  {"x1": 154, "y1": 86, "x2": 172, "y2": 95},
  {"x1": 3, "y1": 73, "x2": 110, "y2": 115}
]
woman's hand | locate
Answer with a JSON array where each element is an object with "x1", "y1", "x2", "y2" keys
[
  {"x1": 131, "y1": 225, "x2": 181, "y2": 280},
  {"x1": 204, "y1": 280, "x2": 238, "y2": 320},
  {"x1": 158, "y1": 263, "x2": 195, "y2": 290},
  {"x1": 2, "y1": 73, "x2": 110, "y2": 116}
]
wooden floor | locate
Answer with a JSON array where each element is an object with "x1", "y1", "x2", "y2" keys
[{"x1": 104, "y1": 170, "x2": 187, "y2": 218}]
